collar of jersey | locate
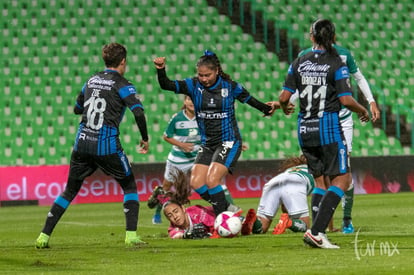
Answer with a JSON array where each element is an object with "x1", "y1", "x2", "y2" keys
[
  {"x1": 104, "y1": 69, "x2": 118, "y2": 73},
  {"x1": 311, "y1": 48, "x2": 326, "y2": 53}
]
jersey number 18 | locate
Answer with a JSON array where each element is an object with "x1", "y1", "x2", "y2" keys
[{"x1": 84, "y1": 96, "x2": 107, "y2": 130}]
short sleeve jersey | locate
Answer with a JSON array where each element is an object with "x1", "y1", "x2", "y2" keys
[
  {"x1": 283, "y1": 50, "x2": 352, "y2": 119},
  {"x1": 165, "y1": 110, "x2": 201, "y2": 164},
  {"x1": 172, "y1": 77, "x2": 251, "y2": 146},
  {"x1": 74, "y1": 70, "x2": 144, "y2": 155}
]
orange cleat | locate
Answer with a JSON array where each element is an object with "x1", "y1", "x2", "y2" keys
[
  {"x1": 209, "y1": 230, "x2": 221, "y2": 239},
  {"x1": 241, "y1": 208, "x2": 257, "y2": 235},
  {"x1": 272, "y1": 213, "x2": 292, "y2": 235}
]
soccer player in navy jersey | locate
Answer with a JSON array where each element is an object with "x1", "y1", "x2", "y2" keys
[
  {"x1": 292, "y1": 20, "x2": 381, "y2": 234},
  {"x1": 153, "y1": 51, "x2": 279, "y2": 216},
  {"x1": 147, "y1": 96, "x2": 235, "y2": 224},
  {"x1": 277, "y1": 19, "x2": 369, "y2": 248},
  {"x1": 36, "y1": 43, "x2": 149, "y2": 248}
]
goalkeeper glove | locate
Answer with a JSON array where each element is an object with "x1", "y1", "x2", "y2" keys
[{"x1": 182, "y1": 223, "x2": 209, "y2": 239}]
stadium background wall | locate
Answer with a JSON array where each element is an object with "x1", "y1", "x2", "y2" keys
[{"x1": 0, "y1": 156, "x2": 413, "y2": 207}]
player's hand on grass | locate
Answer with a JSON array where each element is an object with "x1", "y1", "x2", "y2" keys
[
  {"x1": 153, "y1": 57, "x2": 166, "y2": 69},
  {"x1": 192, "y1": 223, "x2": 209, "y2": 239},
  {"x1": 183, "y1": 223, "x2": 209, "y2": 239},
  {"x1": 138, "y1": 140, "x2": 149, "y2": 154},
  {"x1": 182, "y1": 228, "x2": 194, "y2": 239}
]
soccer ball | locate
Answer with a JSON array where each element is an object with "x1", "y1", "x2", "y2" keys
[{"x1": 214, "y1": 211, "x2": 242, "y2": 238}]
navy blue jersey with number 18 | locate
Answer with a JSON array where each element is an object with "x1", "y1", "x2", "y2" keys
[{"x1": 73, "y1": 69, "x2": 145, "y2": 155}]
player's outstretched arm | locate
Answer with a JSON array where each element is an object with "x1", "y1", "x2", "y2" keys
[
  {"x1": 266, "y1": 101, "x2": 295, "y2": 116},
  {"x1": 245, "y1": 96, "x2": 273, "y2": 116}
]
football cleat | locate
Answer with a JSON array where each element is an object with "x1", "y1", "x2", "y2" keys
[
  {"x1": 152, "y1": 214, "x2": 162, "y2": 224},
  {"x1": 147, "y1": 186, "x2": 164, "y2": 209},
  {"x1": 35, "y1": 232, "x2": 50, "y2": 249},
  {"x1": 209, "y1": 230, "x2": 221, "y2": 239},
  {"x1": 125, "y1": 231, "x2": 147, "y2": 247},
  {"x1": 342, "y1": 220, "x2": 355, "y2": 234},
  {"x1": 241, "y1": 208, "x2": 257, "y2": 235},
  {"x1": 227, "y1": 204, "x2": 243, "y2": 216},
  {"x1": 272, "y1": 213, "x2": 293, "y2": 235},
  {"x1": 303, "y1": 229, "x2": 340, "y2": 249}
]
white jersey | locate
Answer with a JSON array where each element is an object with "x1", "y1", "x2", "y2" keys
[{"x1": 164, "y1": 110, "x2": 200, "y2": 165}]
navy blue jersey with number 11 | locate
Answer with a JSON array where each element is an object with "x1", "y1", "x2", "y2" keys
[{"x1": 283, "y1": 50, "x2": 351, "y2": 147}]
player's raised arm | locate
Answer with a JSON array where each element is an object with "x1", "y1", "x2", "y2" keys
[
  {"x1": 154, "y1": 56, "x2": 177, "y2": 91},
  {"x1": 153, "y1": 56, "x2": 166, "y2": 69}
]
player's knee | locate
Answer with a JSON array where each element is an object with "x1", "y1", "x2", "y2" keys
[
  {"x1": 190, "y1": 173, "x2": 207, "y2": 189},
  {"x1": 205, "y1": 176, "x2": 221, "y2": 187}
]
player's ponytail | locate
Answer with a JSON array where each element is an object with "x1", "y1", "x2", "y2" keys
[
  {"x1": 197, "y1": 50, "x2": 232, "y2": 81},
  {"x1": 311, "y1": 19, "x2": 337, "y2": 56},
  {"x1": 163, "y1": 169, "x2": 192, "y2": 206}
]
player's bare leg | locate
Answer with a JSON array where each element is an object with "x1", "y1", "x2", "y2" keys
[
  {"x1": 206, "y1": 162, "x2": 231, "y2": 215},
  {"x1": 191, "y1": 164, "x2": 210, "y2": 202}
]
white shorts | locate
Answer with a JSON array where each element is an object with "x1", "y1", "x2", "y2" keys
[
  {"x1": 163, "y1": 160, "x2": 193, "y2": 183},
  {"x1": 341, "y1": 114, "x2": 354, "y2": 153},
  {"x1": 257, "y1": 173, "x2": 309, "y2": 220}
]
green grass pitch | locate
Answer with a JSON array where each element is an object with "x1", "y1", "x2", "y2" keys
[{"x1": 0, "y1": 193, "x2": 413, "y2": 274}]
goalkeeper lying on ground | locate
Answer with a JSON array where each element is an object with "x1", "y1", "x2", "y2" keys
[{"x1": 156, "y1": 170, "x2": 217, "y2": 239}]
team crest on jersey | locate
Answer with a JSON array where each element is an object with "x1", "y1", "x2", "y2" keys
[
  {"x1": 188, "y1": 128, "x2": 198, "y2": 136},
  {"x1": 128, "y1": 86, "x2": 136, "y2": 94},
  {"x1": 221, "y1": 88, "x2": 229, "y2": 97}
]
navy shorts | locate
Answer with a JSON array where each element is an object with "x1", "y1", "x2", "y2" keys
[
  {"x1": 69, "y1": 150, "x2": 133, "y2": 180},
  {"x1": 302, "y1": 142, "x2": 350, "y2": 178},
  {"x1": 194, "y1": 141, "x2": 242, "y2": 174}
]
